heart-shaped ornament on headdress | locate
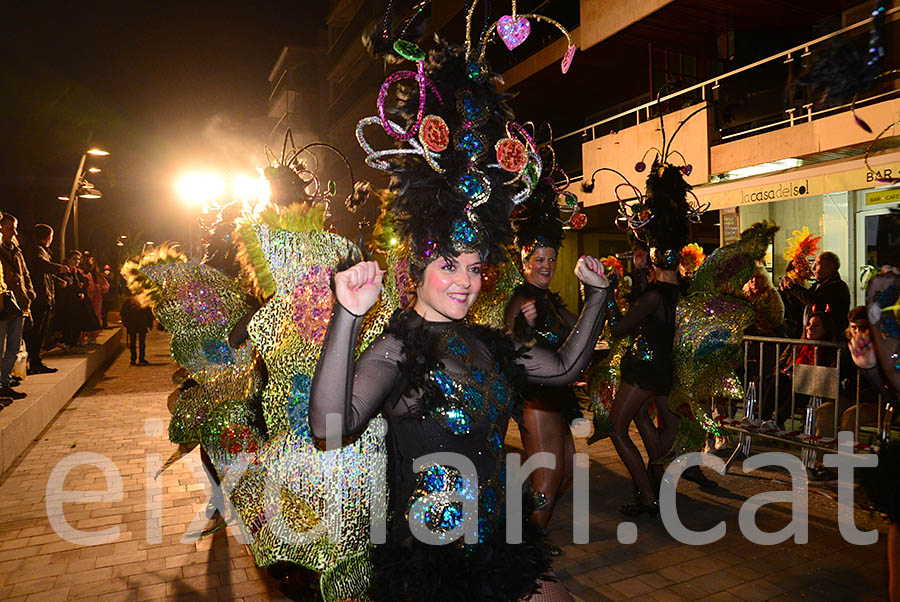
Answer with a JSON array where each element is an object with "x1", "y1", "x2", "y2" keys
[
  {"x1": 561, "y1": 44, "x2": 576, "y2": 74},
  {"x1": 497, "y1": 15, "x2": 531, "y2": 51}
]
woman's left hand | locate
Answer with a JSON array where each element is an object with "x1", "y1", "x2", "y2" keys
[{"x1": 574, "y1": 256, "x2": 609, "y2": 288}]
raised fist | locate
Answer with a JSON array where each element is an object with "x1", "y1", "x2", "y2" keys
[{"x1": 334, "y1": 261, "x2": 384, "y2": 316}]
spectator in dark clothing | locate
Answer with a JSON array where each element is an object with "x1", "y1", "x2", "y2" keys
[
  {"x1": 24, "y1": 224, "x2": 64, "y2": 374},
  {"x1": 120, "y1": 295, "x2": 153, "y2": 365},
  {"x1": 759, "y1": 312, "x2": 839, "y2": 426},
  {"x1": 779, "y1": 261, "x2": 807, "y2": 339},
  {"x1": 0, "y1": 214, "x2": 34, "y2": 400},
  {"x1": 101, "y1": 264, "x2": 115, "y2": 328},
  {"x1": 779, "y1": 251, "x2": 851, "y2": 337},
  {"x1": 55, "y1": 251, "x2": 100, "y2": 348}
]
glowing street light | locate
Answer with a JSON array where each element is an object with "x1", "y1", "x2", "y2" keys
[
  {"x1": 233, "y1": 174, "x2": 270, "y2": 201},
  {"x1": 60, "y1": 140, "x2": 109, "y2": 259},
  {"x1": 87, "y1": 167, "x2": 102, "y2": 173},
  {"x1": 176, "y1": 172, "x2": 226, "y2": 207},
  {"x1": 140, "y1": 240, "x2": 155, "y2": 258}
]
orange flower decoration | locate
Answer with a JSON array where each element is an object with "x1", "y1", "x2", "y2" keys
[
  {"x1": 783, "y1": 226, "x2": 821, "y2": 284},
  {"x1": 600, "y1": 255, "x2": 623, "y2": 277},
  {"x1": 679, "y1": 243, "x2": 705, "y2": 277}
]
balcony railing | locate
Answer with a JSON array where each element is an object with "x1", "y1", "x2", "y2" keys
[{"x1": 548, "y1": 6, "x2": 900, "y2": 179}]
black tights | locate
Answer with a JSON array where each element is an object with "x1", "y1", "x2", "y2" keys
[
  {"x1": 520, "y1": 405, "x2": 574, "y2": 529},
  {"x1": 609, "y1": 382, "x2": 680, "y2": 504}
]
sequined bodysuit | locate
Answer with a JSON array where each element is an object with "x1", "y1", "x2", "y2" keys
[
  {"x1": 611, "y1": 281, "x2": 680, "y2": 395},
  {"x1": 309, "y1": 286, "x2": 607, "y2": 600}
]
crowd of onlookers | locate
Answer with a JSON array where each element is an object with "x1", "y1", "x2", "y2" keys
[
  {"x1": 0, "y1": 212, "x2": 125, "y2": 406},
  {"x1": 731, "y1": 249, "x2": 896, "y2": 477}
]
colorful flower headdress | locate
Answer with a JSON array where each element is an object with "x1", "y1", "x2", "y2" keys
[
  {"x1": 360, "y1": 1, "x2": 578, "y2": 264},
  {"x1": 512, "y1": 125, "x2": 586, "y2": 257},
  {"x1": 679, "y1": 243, "x2": 706, "y2": 278},
  {"x1": 580, "y1": 99, "x2": 709, "y2": 269},
  {"x1": 782, "y1": 226, "x2": 821, "y2": 284}
]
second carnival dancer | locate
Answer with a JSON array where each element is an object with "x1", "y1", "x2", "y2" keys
[
  {"x1": 605, "y1": 162, "x2": 692, "y2": 517},
  {"x1": 309, "y1": 37, "x2": 610, "y2": 601},
  {"x1": 504, "y1": 179, "x2": 579, "y2": 541}
]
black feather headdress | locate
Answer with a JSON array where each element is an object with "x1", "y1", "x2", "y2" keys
[
  {"x1": 512, "y1": 157, "x2": 565, "y2": 256},
  {"x1": 370, "y1": 39, "x2": 523, "y2": 265},
  {"x1": 360, "y1": 1, "x2": 581, "y2": 269},
  {"x1": 643, "y1": 160, "x2": 693, "y2": 269}
]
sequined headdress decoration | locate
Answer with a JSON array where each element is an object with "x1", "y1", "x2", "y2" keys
[
  {"x1": 782, "y1": 226, "x2": 821, "y2": 285},
  {"x1": 359, "y1": 0, "x2": 577, "y2": 264},
  {"x1": 512, "y1": 124, "x2": 585, "y2": 258},
  {"x1": 581, "y1": 94, "x2": 708, "y2": 269},
  {"x1": 262, "y1": 128, "x2": 368, "y2": 215}
]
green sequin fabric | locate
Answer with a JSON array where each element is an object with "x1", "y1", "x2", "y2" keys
[
  {"x1": 233, "y1": 213, "x2": 390, "y2": 601},
  {"x1": 122, "y1": 251, "x2": 262, "y2": 467},
  {"x1": 468, "y1": 249, "x2": 523, "y2": 329},
  {"x1": 132, "y1": 206, "x2": 394, "y2": 601},
  {"x1": 667, "y1": 222, "x2": 779, "y2": 459}
]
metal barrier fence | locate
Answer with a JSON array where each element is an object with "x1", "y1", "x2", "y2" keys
[{"x1": 719, "y1": 335, "x2": 895, "y2": 472}]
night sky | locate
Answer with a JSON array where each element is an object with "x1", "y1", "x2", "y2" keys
[{"x1": 0, "y1": 0, "x2": 328, "y2": 261}]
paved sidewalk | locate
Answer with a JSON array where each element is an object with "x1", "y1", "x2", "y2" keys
[
  {"x1": 0, "y1": 330, "x2": 284, "y2": 601},
  {"x1": 0, "y1": 329, "x2": 891, "y2": 601}
]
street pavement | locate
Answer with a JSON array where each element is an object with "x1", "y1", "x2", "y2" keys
[{"x1": 0, "y1": 329, "x2": 890, "y2": 601}]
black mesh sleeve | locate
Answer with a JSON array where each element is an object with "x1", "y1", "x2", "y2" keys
[
  {"x1": 309, "y1": 302, "x2": 402, "y2": 441},
  {"x1": 520, "y1": 286, "x2": 609, "y2": 385}
]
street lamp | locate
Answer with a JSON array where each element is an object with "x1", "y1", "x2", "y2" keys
[{"x1": 60, "y1": 144, "x2": 110, "y2": 260}]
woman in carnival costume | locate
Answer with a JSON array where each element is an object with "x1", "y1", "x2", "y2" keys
[
  {"x1": 581, "y1": 160, "x2": 690, "y2": 515},
  {"x1": 581, "y1": 106, "x2": 713, "y2": 515},
  {"x1": 123, "y1": 134, "x2": 392, "y2": 601},
  {"x1": 310, "y1": 4, "x2": 609, "y2": 598},
  {"x1": 504, "y1": 149, "x2": 582, "y2": 540}
]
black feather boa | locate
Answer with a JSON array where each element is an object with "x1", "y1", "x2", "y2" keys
[
  {"x1": 382, "y1": 309, "x2": 529, "y2": 422},
  {"x1": 368, "y1": 490, "x2": 552, "y2": 602},
  {"x1": 510, "y1": 283, "x2": 568, "y2": 348}
]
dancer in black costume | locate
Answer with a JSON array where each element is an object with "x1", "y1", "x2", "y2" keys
[
  {"x1": 608, "y1": 255, "x2": 682, "y2": 515},
  {"x1": 505, "y1": 191, "x2": 579, "y2": 536},
  {"x1": 310, "y1": 253, "x2": 608, "y2": 601},
  {"x1": 606, "y1": 159, "x2": 694, "y2": 516},
  {"x1": 313, "y1": 15, "x2": 604, "y2": 594}
]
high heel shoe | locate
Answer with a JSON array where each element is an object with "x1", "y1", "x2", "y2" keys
[{"x1": 618, "y1": 497, "x2": 659, "y2": 518}]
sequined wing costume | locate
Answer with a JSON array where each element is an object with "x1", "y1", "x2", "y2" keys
[
  {"x1": 121, "y1": 247, "x2": 263, "y2": 472},
  {"x1": 308, "y1": 285, "x2": 608, "y2": 601},
  {"x1": 666, "y1": 222, "x2": 778, "y2": 459},
  {"x1": 225, "y1": 205, "x2": 394, "y2": 601}
]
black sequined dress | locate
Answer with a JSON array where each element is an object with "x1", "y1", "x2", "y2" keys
[
  {"x1": 309, "y1": 286, "x2": 608, "y2": 601},
  {"x1": 610, "y1": 281, "x2": 680, "y2": 396},
  {"x1": 506, "y1": 283, "x2": 581, "y2": 421}
]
